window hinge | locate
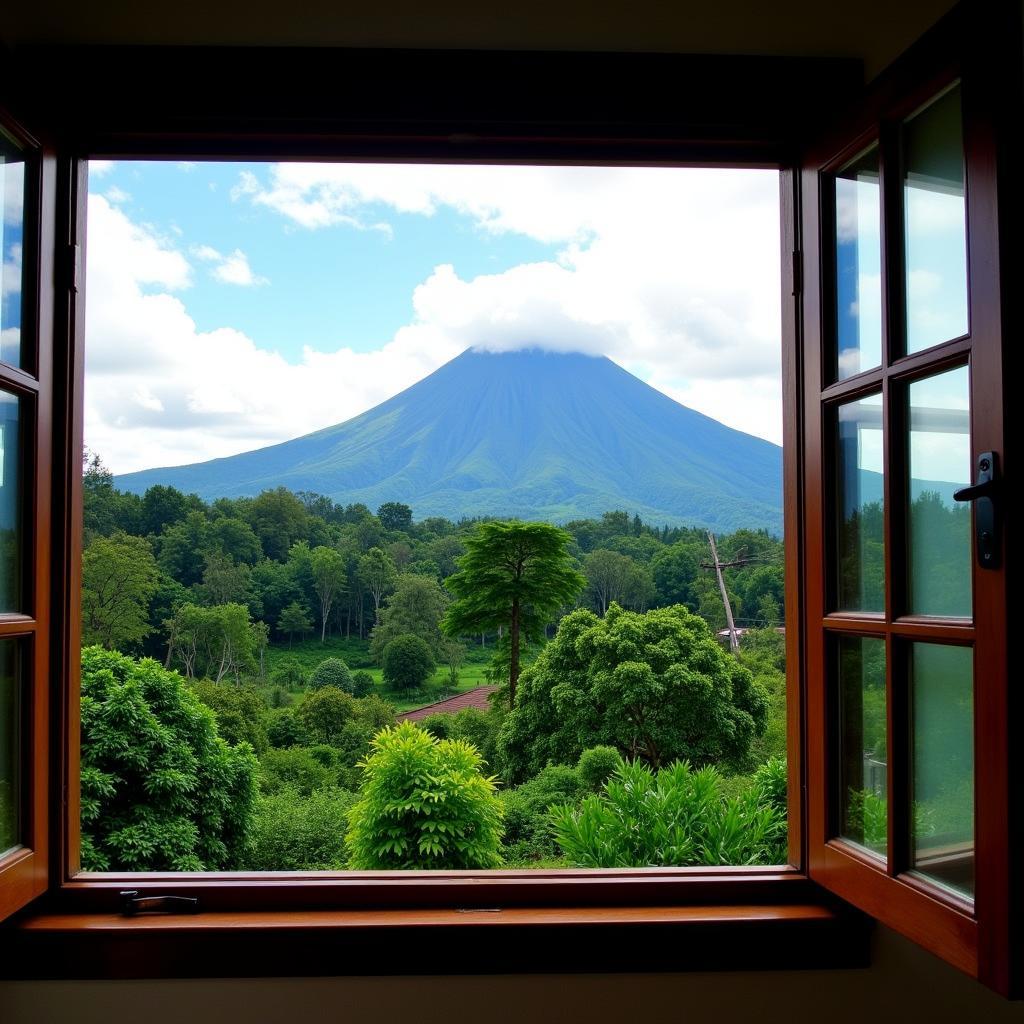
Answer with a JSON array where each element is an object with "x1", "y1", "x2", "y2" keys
[
  {"x1": 120, "y1": 890, "x2": 200, "y2": 916},
  {"x1": 791, "y1": 249, "x2": 802, "y2": 297}
]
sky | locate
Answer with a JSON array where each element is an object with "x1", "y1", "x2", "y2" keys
[{"x1": 84, "y1": 160, "x2": 786, "y2": 475}]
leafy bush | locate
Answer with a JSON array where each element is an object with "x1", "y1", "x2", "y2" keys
[
  {"x1": 190, "y1": 679, "x2": 270, "y2": 754},
  {"x1": 270, "y1": 655, "x2": 306, "y2": 689},
  {"x1": 351, "y1": 670, "x2": 375, "y2": 697},
  {"x1": 309, "y1": 657, "x2": 354, "y2": 692},
  {"x1": 79, "y1": 646, "x2": 257, "y2": 871},
  {"x1": 549, "y1": 759, "x2": 786, "y2": 868},
  {"x1": 752, "y1": 756, "x2": 787, "y2": 816},
  {"x1": 297, "y1": 686, "x2": 356, "y2": 744},
  {"x1": 245, "y1": 787, "x2": 357, "y2": 870},
  {"x1": 381, "y1": 634, "x2": 435, "y2": 692},
  {"x1": 346, "y1": 721, "x2": 503, "y2": 869},
  {"x1": 259, "y1": 746, "x2": 335, "y2": 796},
  {"x1": 500, "y1": 764, "x2": 581, "y2": 863},
  {"x1": 577, "y1": 746, "x2": 621, "y2": 792},
  {"x1": 266, "y1": 708, "x2": 308, "y2": 748}
]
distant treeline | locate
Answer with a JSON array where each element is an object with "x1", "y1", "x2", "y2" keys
[{"x1": 81, "y1": 452, "x2": 786, "y2": 665}]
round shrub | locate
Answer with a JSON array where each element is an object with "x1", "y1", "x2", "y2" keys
[
  {"x1": 347, "y1": 721, "x2": 503, "y2": 869},
  {"x1": 381, "y1": 634, "x2": 435, "y2": 692},
  {"x1": 577, "y1": 745, "x2": 622, "y2": 792},
  {"x1": 351, "y1": 670, "x2": 375, "y2": 697},
  {"x1": 309, "y1": 657, "x2": 354, "y2": 693},
  {"x1": 297, "y1": 687, "x2": 356, "y2": 745},
  {"x1": 259, "y1": 747, "x2": 334, "y2": 796}
]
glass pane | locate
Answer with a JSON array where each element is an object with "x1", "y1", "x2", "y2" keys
[
  {"x1": 908, "y1": 367, "x2": 971, "y2": 616},
  {"x1": 834, "y1": 144, "x2": 882, "y2": 380},
  {"x1": 835, "y1": 393, "x2": 884, "y2": 611},
  {"x1": 0, "y1": 640, "x2": 18, "y2": 857},
  {"x1": 836, "y1": 635, "x2": 887, "y2": 857},
  {"x1": 910, "y1": 642, "x2": 974, "y2": 898},
  {"x1": 1, "y1": 129, "x2": 26, "y2": 369},
  {"x1": 904, "y1": 83, "x2": 968, "y2": 353},
  {"x1": 0, "y1": 390, "x2": 21, "y2": 612}
]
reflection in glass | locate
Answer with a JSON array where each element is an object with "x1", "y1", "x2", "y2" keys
[
  {"x1": 836, "y1": 636, "x2": 887, "y2": 857},
  {"x1": 835, "y1": 394, "x2": 884, "y2": 611},
  {"x1": 908, "y1": 367, "x2": 971, "y2": 616},
  {"x1": 834, "y1": 144, "x2": 882, "y2": 380},
  {"x1": 0, "y1": 640, "x2": 18, "y2": 857},
  {"x1": 910, "y1": 642, "x2": 974, "y2": 898},
  {"x1": 904, "y1": 83, "x2": 968, "y2": 353},
  {"x1": 0, "y1": 390, "x2": 21, "y2": 612},
  {"x1": 1, "y1": 129, "x2": 26, "y2": 369}
]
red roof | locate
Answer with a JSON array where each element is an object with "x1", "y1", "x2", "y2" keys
[{"x1": 398, "y1": 686, "x2": 499, "y2": 722}]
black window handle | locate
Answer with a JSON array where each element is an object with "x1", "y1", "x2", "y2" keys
[{"x1": 953, "y1": 451, "x2": 1001, "y2": 570}]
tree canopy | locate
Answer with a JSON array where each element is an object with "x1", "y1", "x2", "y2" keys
[
  {"x1": 441, "y1": 520, "x2": 586, "y2": 702},
  {"x1": 496, "y1": 603, "x2": 768, "y2": 783}
]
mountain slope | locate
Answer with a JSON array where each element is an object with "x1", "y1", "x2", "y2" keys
[{"x1": 116, "y1": 349, "x2": 785, "y2": 532}]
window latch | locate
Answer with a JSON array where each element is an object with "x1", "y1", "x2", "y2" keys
[
  {"x1": 120, "y1": 890, "x2": 200, "y2": 916},
  {"x1": 953, "y1": 451, "x2": 1001, "y2": 569}
]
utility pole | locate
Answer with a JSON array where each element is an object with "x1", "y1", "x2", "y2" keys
[{"x1": 702, "y1": 531, "x2": 749, "y2": 655}]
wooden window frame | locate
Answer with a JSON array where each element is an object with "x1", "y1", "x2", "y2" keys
[
  {"x1": 799, "y1": 5, "x2": 1017, "y2": 996},
  {"x1": 0, "y1": 1, "x2": 1017, "y2": 994}
]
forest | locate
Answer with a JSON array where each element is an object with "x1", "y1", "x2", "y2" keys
[{"x1": 77, "y1": 451, "x2": 793, "y2": 872}]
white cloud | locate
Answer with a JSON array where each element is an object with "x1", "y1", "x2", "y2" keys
[
  {"x1": 88, "y1": 160, "x2": 114, "y2": 178},
  {"x1": 178, "y1": 161, "x2": 197, "y2": 173},
  {"x1": 105, "y1": 185, "x2": 131, "y2": 204},
  {"x1": 85, "y1": 165, "x2": 784, "y2": 475},
  {"x1": 191, "y1": 243, "x2": 267, "y2": 286}
]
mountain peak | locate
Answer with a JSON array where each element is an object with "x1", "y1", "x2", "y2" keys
[{"x1": 116, "y1": 347, "x2": 782, "y2": 532}]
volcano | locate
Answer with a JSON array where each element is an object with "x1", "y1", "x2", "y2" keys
[{"x1": 116, "y1": 349, "x2": 784, "y2": 533}]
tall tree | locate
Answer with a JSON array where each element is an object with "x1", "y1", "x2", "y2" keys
[
  {"x1": 357, "y1": 547, "x2": 397, "y2": 623},
  {"x1": 376, "y1": 501, "x2": 413, "y2": 532},
  {"x1": 369, "y1": 573, "x2": 449, "y2": 662},
  {"x1": 310, "y1": 546, "x2": 347, "y2": 642},
  {"x1": 278, "y1": 600, "x2": 313, "y2": 646},
  {"x1": 441, "y1": 521, "x2": 586, "y2": 704},
  {"x1": 583, "y1": 548, "x2": 636, "y2": 615},
  {"x1": 81, "y1": 533, "x2": 159, "y2": 650}
]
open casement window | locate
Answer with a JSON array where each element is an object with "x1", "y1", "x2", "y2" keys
[
  {"x1": 0, "y1": 0, "x2": 1017, "y2": 996},
  {"x1": 799, "y1": 25, "x2": 1013, "y2": 993},
  {"x1": 0, "y1": 108, "x2": 56, "y2": 922}
]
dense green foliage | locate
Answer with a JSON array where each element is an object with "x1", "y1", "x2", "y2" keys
[
  {"x1": 81, "y1": 532, "x2": 159, "y2": 650},
  {"x1": 79, "y1": 647, "x2": 258, "y2": 871},
  {"x1": 308, "y1": 657, "x2": 354, "y2": 692},
  {"x1": 550, "y1": 759, "x2": 787, "y2": 868},
  {"x1": 442, "y1": 520, "x2": 587, "y2": 699},
  {"x1": 346, "y1": 722, "x2": 504, "y2": 869},
  {"x1": 81, "y1": 466, "x2": 796, "y2": 872},
  {"x1": 245, "y1": 788, "x2": 357, "y2": 871},
  {"x1": 497, "y1": 604, "x2": 768, "y2": 783},
  {"x1": 381, "y1": 634, "x2": 436, "y2": 692}
]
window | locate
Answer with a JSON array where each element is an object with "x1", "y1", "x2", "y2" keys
[{"x1": 0, "y1": 2, "x2": 1017, "y2": 995}]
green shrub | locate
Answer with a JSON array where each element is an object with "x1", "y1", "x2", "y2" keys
[
  {"x1": 245, "y1": 787, "x2": 357, "y2": 870},
  {"x1": 297, "y1": 686, "x2": 356, "y2": 744},
  {"x1": 79, "y1": 646, "x2": 257, "y2": 871},
  {"x1": 266, "y1": 708, "x2": 308, "y2": 748},
  {"x1": 259, "y1": 746, "x2": 334, "y2": 796},
  {"x1": 346, "y1": 721, "x2": 503, "y2": 869},
  {"x1": 190, "y1": 679, "x2": 270, "y2": 754},
  {"x1": 500, "y1": 764, "x2": 581, "y2": 863},
  {"x1": 421, "y1": 707, "x2": 502, "y2": 769},
  {"x1": 309, "y1": 657, "x2": 354, "y2": 693},
  {"x1": 550, "y1": 759, "x2": 786, "y2": 868},
  {"x1": 752, "y1": 756, "x2": 787, "y2": 816},
  {"x1": 381, "y1": 634, "x2": 435, "y2": 692},
  {"x1": 577, "y1": 746, "x2": 621, "y2": 792},
  {"x1": 270, "y1": 655, "x2": 306, "y2": 689},
  {"x1": 351, "y1": 670, "x2": 375, "y2": 697}
]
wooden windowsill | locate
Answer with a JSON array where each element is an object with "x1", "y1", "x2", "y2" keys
[{"x1": 1, "y1": 901, "x2": 872, "y2": 979}]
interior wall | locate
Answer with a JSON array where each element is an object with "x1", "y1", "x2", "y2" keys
[{"x1": 2, "y1": 926, "x2": 1023, "y2": 1023}]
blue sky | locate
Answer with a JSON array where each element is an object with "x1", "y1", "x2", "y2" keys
[
  {"x1": 101, "y1": 161, "x2": 558, "y2": 358},
  {"x1": 84, "y1": 161, "x2": 785, "y2": 474}
]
